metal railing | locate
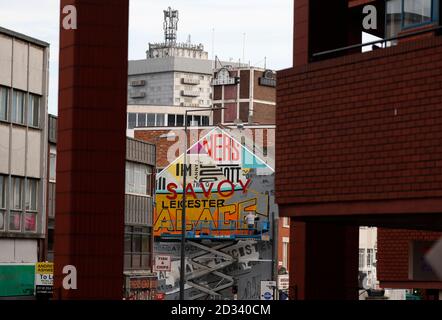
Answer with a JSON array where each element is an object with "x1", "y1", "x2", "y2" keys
[{"x1": 312, "y1": 25, "x2": 442, "y2": 59}]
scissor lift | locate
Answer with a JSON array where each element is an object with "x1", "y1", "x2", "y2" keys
[{"x1": 158, "y1": 220, "x2": 270, "y2": 300}]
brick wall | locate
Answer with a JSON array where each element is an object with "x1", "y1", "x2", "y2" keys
[
  {"x1": 277, "y1": 36, "x2": 442, "y2": 205},
  {"x1": 377, "y1": 229, "x2": 442, "y2": 282}
]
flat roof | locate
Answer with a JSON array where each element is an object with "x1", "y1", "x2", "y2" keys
[{"x1": 0, "y1": 26, "x2": 50, "y2": 48}]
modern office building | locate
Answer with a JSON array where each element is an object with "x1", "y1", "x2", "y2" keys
[
  {"x1": 0, "y1": 27, "x2": 49, "y2": 276},
  {"x1": 277, "y1": 0, "x2": 442, "y2": 300}
]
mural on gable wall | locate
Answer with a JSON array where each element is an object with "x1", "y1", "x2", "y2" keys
[{"x1": 154, "y1": 128, "x2": 278, "y2": 300}]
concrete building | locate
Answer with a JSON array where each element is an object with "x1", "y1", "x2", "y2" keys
[
  {"x1": 0, "y1": 27, "x2": 49, "y2": 275},
  {"x1": 277, "y1": 0, "x2": 442, "y2": 300},
  {"x1": 45, "y1": 116, "x2": 157, "y2": 300}
]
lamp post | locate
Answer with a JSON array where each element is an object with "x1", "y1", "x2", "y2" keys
[{"x1": 179, "y1": 107, "x2": 225, "y2": 300}]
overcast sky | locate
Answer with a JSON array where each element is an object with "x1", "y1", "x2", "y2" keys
[{"x1": 0, "y1": 0, "x2": 294, "y2": 115}]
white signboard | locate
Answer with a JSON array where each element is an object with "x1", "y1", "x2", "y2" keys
[
  {"x1": 154, "y1": 255, "x2": 172, "y2": 272},
  {"x1": 260, "y1": 280, "x2": 276, "y2": 300},
  {"x1": 278, "y1": 275, "x2": 289, "y2": 290}
]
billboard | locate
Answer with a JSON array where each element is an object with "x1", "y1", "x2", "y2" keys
[
  {"x1": 155, "y1": 128, "x2": 274, "y2": 240},
  {"x1": 0, "y1": 264, "x2": 35, "y2": 297}
]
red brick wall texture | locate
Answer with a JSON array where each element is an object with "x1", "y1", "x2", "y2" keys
[{"x1": 277, "y1": 37, "x2": 442, "y2": 205}]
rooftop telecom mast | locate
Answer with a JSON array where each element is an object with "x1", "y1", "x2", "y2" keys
[{"x1": 164, "y1": 7, "x2": 179, "y2": 45}]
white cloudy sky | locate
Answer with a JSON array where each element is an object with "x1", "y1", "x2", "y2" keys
[{"x1": 0, "y1": 0, "x2": 294, "y2": 115}]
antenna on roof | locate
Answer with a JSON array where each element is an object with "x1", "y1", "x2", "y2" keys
[{"x1": 164, "y1": 7, "x2": 179, "y2": 45}]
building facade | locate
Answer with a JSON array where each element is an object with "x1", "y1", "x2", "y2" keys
[
  {"x1": 212, "y1": 67, "x2": 277, "y2": 125},
  {"x1": 0, "y1": 27, "x2": 49, "y2": 285},
  {"x1": 277, "y1": 0, "x2": 442, "y2": 300}
]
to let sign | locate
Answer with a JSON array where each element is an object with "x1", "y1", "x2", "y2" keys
[
  {"x1": 35, "y1": 262, "x2": 54, "y2": 297},
  {"x1": 154, "y1": 255, "x2": 171, "y2": 272}
]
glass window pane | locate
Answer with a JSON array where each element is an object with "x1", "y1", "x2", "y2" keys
[
  {"x1": 12, "y1": 91, "x2": 25, "y2": 124},
  {"x1": 142, "y1": 235, "x2": 150, "y2": 252},
  {"x1": 0, "y1": 87, "x2": 8, "y2": 121},
  {"x1": 176, "y1": 115, "x2": 184, "y2": 126},
  {"x1": 138, "y1": 113, "x2": 146, "y2": 127},
  {"x1": 12, "y1": 177, "x2": 22, "y2": 210},
  {"x1": 0, "y1": 211, "x2": 5, "y2": 231},
  {"x1": 9, "y1": 212, "x2": 21, "y2": 231},
  {"x1": 124, "y1": 254, "x2": 132, "y2": 269},
  {"x1": 404, "y1": 0, "x2": 433, "y2": 27},
  {"x1": 31, "y1": 95, "x2": 40, "y2": 127},
  {"x1": 128, "y1": 113, "x2": 137, "y2": 129},
  {"x1": 386, "y1": 0, "x2": 402, "y2": 39},
  {"x1": 24, "y1": 213, "x2": 36, "y2": 232},
  {"x1": 146, "y1": 114, "x2": 155, "y2": 126},
  {"x1": 0, "y1": 176, "x2": 5, "y2": 209},
  {"x1": 156, "y1": 114, "x2": 165, "y2": 126},
  {"x1": 194, "y1": 116, "x2": 201, "y2": 126},
  {"x1": 124, "y1": 234, "x2": 132, "y2": 252},
  {"x1": 168, "y1": 114, "x2": 176, "y2": 127},
  {"x1": 141, "y1": 254, "x2": 150, "y2": 268},
  {"x1": 26, "y1": 179, "x2": 37, "y2": 211},
  {"x1": 49, "y1": 153, "x2": 56, "y2": 181},
  {"x1": 133, "y1": 234, "x2": 142, "y2": 253},
  {"x1": 132, "y1": 254, "x2": 141, "y2": 268},
  {"x1": 202, "y1": 116, "x2": 209, "y2": 126}
]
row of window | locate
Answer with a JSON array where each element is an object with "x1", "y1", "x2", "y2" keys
[
  {"x1": 0, "y1": 86, "x2": 41, "y2": 127},
  {"x1": 0, "y1": 175, "x2": 38, "y2": 232},
  {"x1": 359, "y1": 248, "x2": 376, "y2": 269},
  {"x1": 127, "y1": 113, "x2": 210, "y2": 129}
]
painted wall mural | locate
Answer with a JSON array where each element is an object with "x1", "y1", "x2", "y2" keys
[
  {"x1": 154, "y1": 128, "x2": 277, "y2": 300},
  {"x1": 155, "y1": 128, "x2": 274, "y2": 240}
]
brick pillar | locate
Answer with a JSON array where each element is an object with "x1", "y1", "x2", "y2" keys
[
  {"x1": 289, "y1": 220, "x2": 359, "y2": 300},
  {"x1": 293, "y1": 0, "x2": 309, "y2": 66},
  {"x1": 53, "y1": 0, "x2": 129, "y2": 300}
]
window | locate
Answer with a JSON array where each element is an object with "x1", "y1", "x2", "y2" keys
[
  {"x1": 283, "y1": 217, "x2": 290, "y2": 228},
  {"x1": 282, "y1": 238, "x2": 289, "y2": 269},
  {"x1": 12, "y1": 90, "x2": 25, "y2": 124},
  {"x1": 9, "y1": 211, "x2": 21, "y2": 231},
  {"x1": 28, "y1": 94, "x2": 40, "y2": 127},
  {"x1": 12, "y1": 177, "x2": 23, "y2": 210},
  {"x1": 0, "y1": 176, "x2": 5, "y2": 231},
  {"x1": 146, "y1": 114, "x2": 155, "y2": 127},
  {"x1": 359, "y1": 249, "x2": 365, "y2": 269},
  {"x1": 202, "y1": 116, "x2": 209, "y2": 126},
  {"x1": 194, "y1": 115, "x2": 201, "y2": 126},
  {"x1": 128, "y1": 113, "x2": 137, "y2": 129},
  {"x1": 0, "y1": 175, "x2": 5, "y2": 209},
  {"x1": 49, "y1": 153, "x2": 56, "y2": 182},
  {"x1": 138, "y1": 113, "x2": 146, "y2": 127},
  {"x1": 403, "y1": 0, "x2": 433, "y2": 27},
  {"x1": 386, "y1": 0, "x2": 439, "y2": 38},
  {"x1": 124, "y1": 226, "x2": 152, "y2": 270},
  {"x1": 25, "y1": 179, "x2": 38, "y2": 211},
  {"x1": 367, "y1": 249, "x2": 374, "y2": 267},
  {"x1": 176, "y1": 115, "x2": 184, "y2": 126},
  {"x1": 125, "y1": 162, "x2": 152, "y2": 196},
  {"x1": 24, "y1": 212, "x2": 36, "y2": 232},
  {"x1": 156, "y1": 114, "x2": 165, "y2": 126},
  {"x1": 168, "y1": 114, "x2": 176, "y2": 127},
  {"x1": 0, "y1": 86, "x2": 9, "y2": 121}
]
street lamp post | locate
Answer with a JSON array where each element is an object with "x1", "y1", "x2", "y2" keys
[{"x1": 179, "y1": 107, "x2": 225, "y2": 300}]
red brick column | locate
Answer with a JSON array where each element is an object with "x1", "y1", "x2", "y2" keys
[
  {"x1": 54, "y1": 0, "x2": 129, "y2": 299},
  {"x1": 289, "y1": 219, "x2": 359, "y2": 300}
]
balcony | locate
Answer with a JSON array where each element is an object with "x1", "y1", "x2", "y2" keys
[
  {"x1": 182, "y1": 78, "x2": 200, "y2": 85},
  {"x1": 181, "y1": 90, "x2": 199, "y2": 97}
]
